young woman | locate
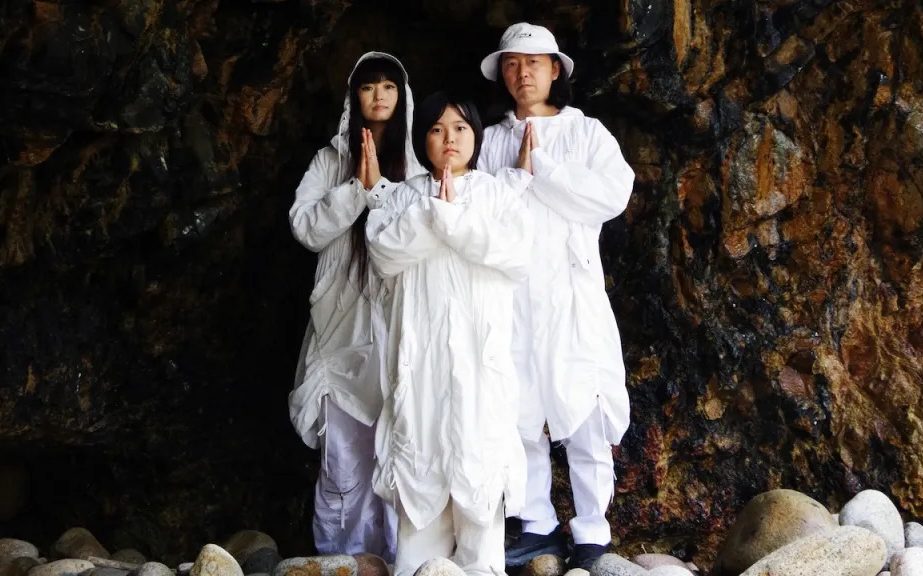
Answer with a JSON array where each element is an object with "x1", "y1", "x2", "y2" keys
[
  {"x1": 366, "y1": 92, "x2": 533, "y2": 576},
  {"x1": 288, "y1": 51, "x2": 423, "y2": 561},
  {"x1": 477, "y1": 23, "x2": 636, "y2": 571}
]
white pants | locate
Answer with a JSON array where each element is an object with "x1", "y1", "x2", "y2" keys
[
  {"x1": 314, "y1": 398, "x2": 397, "y2": 561},
  {"x1": 394, "y1": 498, "x2": 506, "y2": 576},
  {"x1": 520, "y1": 406, "x2": 614, "y2": 545}
]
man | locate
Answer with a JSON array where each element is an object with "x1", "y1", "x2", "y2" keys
[{"x1": 477, "y1": 22, "x2": 635, "y2": 571}]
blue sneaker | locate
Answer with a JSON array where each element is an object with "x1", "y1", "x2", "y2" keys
[
  {"x1": 567, "y1": 544, "x2": 608, "y2": 571},
  {"x1": 505, "y1": 526, "x2": 567, "y2": 567}
]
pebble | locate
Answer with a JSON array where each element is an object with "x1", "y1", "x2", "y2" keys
[
  {"x1": 53, "y1": 528, "x2": 110, "y2": 561},
  {"x1": 177, "y1": 563, "x2": 194, "y2": 576},
  {"x1": 840, "y1": 490, "x2": 905, "y2": 567},
  {"x1": 413, "y1": 558, "x2": 464, "y2": 576},
  {"x1": 714, "y1": 489, "x2": 836, "y2": 575},
  {"x1": 740, "y1": 525, "x2": 887, "y2": 576},
  {"x1": 589, "y1": 553, "x2": 646, "y2": 576},
  {"x1": 1, "y1": 558, "x2": 39, "y2": 576},
  {"x1": 631, "y1": 554, "x2": 686, "y2": 570},
  {"x1": 563, "y1": 570, "x2": 589, "y2": 576},
  {"x1": 906, "y1": 523, "x2": 923, "y2": 548},
  {"x1": 353, "y1": 554, "x2": 388, "y2": 576},
  {"x1": 648, "y1": 567, "x2": 694, "y2": 576},
  {"x1": 130, "y1": 563, "x2": 173, "y2": 576},
  {"x1": 112, "y1": 551, "x2": 146, "y2": 566},
  {"x1": 222, "y1": 533, "x2": 277, "y2": 566},
  {"x1": 891, "y1": 548, "x2": 923, "y2": 576},
  {"x1": 274, "y1": 556, "x2": 357, "y2": 576},
  {"x1": 524, "y1": 554, "x2": 566, "y2": 576},
  {"x1": 27, "y1": 559, "x2": 95, "y2": 576},
  {"x1": 191, "y1": 545, "x2": 243, "y2": 576},
  {"x1": 89, "y1": 569, "x2": 127, "y2": 576},
  {"x1": 0, "y1": 541, "x2": 39, "y2": 563},
  {"x1": 240, "y1": 550, "x2": 280, "y2": 576}
]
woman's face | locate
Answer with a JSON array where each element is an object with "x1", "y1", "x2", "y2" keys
[
  {"x1": 425, "y1": 105, "x2": 475, "y2": 176},
  {"x1": 357, "y1": 79, "x2": 399, "y2": 124}
]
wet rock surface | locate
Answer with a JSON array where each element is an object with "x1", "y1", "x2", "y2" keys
[{"x1": 0, "y1": 0, "x2": 922, "y2": 571}]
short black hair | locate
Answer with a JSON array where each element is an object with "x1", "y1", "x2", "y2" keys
[
  {"x1": 412, "y1": 91, "x2": 484, "y2": 172},
  {"x1": 495, "y1": 54, "x2": 572, "y2": 111}
]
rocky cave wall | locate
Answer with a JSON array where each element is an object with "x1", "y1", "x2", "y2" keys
[{"x1": 1, "y1": 0, "x2": 922, "y2": 568}]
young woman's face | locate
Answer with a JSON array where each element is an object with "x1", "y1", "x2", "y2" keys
[
  {"x1": 501, "y1": 53, "x2": 560, "y2": 109},
  {"x1": 425, "y1": 105, "x2": 475, "y2": 176},
  {"x1": 357, "y1": 79, "x2": 399, "y2": 124}
]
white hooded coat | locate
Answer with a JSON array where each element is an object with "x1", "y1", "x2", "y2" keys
[
  {"x1": 366, "y1": 170, "x2": 533, "y2": 531},
  {"x1": 288, "y1": 52, "x2": 424, "y2": 449},
  {"x1": 478, "y1": 106, "x2": 635, "y2": 444}
]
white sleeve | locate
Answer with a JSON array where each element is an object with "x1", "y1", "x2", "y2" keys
[
  {"x1": 366, "y1": 185, "x2": 443, "y2": 279},
  {"x1": 288, "y1": 150, "x2": 366, "y2": 251},
  {"x1": 530, "y1": 120, "x2": 634, "y2": 226},
  {"x1": 429, "y1": 181, "x2": 533, "y2": 280}
]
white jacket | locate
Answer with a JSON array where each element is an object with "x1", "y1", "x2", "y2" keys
[
  {"x1": 367, "y1": 170, "x2": 532, "y2": 530},
  {"x1": 478, "y1": 106, "x2": 635, "y2": 444},
  {"x1": 288, "y1": 52, "x2": 424, "y2": 449}
]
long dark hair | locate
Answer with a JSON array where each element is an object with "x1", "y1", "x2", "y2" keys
[{"x1": 346, "y1": 56, "x2": 408, "y2": 284}]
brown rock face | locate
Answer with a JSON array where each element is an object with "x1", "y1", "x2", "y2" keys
[{"x1": 1, "y1": 0, "x2": 922, "y2": 569}]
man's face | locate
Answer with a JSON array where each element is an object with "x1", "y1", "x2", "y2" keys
[{"x1": 500, "y1": 52, "x2": 561, "y2": 108}]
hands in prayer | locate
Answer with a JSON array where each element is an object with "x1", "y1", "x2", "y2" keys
[
  {"x1": 516, "y1": 121, "x2": 539, "y2": 174},
  {"x1": 438, "y1": 163, "x2": 456, "y2": 203},
  {"x1": 356, "y1": 128, "x2": 381, "y2": 190}
]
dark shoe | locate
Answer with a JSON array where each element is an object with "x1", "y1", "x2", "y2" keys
[
  {"x1": 567, "y1": 543, "x2": 608, "y2": 571},
  {"x1": 505, "y1": 526, "x2": 567, "y2": 567}
]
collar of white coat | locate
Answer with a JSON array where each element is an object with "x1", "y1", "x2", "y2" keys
[
  {"x1": 499, "y1": 105, "x2": 584, "y2": 134},
  {"x1": 330, "y1": 52, "x2": 416, "y2": 163}
]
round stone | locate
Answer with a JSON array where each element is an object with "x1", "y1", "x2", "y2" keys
[
  {"x1": 739, "y1": 525, "x2": 887, "y2": 576},
  {"x1": 273, "y1": 556, "x2": 356, "y2": 576},
  {"x1": 53, "y1": 528, "x2": 110, "y2": 561},
  {"x1": 0, "y1": 540, "x2": 39, "y2": 562},
  {"x1": 27, "y1": 559, "x2": 95, "y2": 576},
  {"x1": 713, "y1": 488, "x2": 836, "y2": 575},
  {"x1": 191, "y1": 545, "x2": 243, "y2": 576},
  {"x1": 648, "y1": 568, "x2": 694, "y2": 576},
  {"x1": 631, "y1": 554, "x2": 686, "y2": 570},
  {"x1": 240, "y1": 549, "x2": 280, "y2": 575},
  {"x1": 907, "y1": 523, "x2": 923, "y2": 548},
  {"x1": 413, "y1": 558, "x2": 464, "y2": 576},
  {"x1": 891, "y1": 547, "x2": 923, "y2": 576},
  {"x1": 222, "y1": 532, "x2": 277, "y2": 566},
  {"x1": 353, "y1": 554, "x2": 388, "y2": 576},
  {"x1": 524, "y1": 554, "x2": 566, "y2": 576},
  {"x1": 589, "y1": 553, "x2": 645, "y2": 576},
  {"x1": 840, "y1": 489, "x2": 904, "y2": 567},
  {"x1": 131, "y1": 563, "x2": 173, "y2": 576}
]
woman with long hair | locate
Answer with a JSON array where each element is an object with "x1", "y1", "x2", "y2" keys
[{"x1": 288, "y1": 51, "x2": 422, "y2": 560}]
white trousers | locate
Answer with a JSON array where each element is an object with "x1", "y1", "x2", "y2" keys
[
  {"x1": 314, "y1": 398, "x2": 397, "y2": 561},
  {"x1": 520, "y1": 406, "x2": 614, "y2": 545},
  {"x1": 394, "y1": 498, "x2": 506, "y2": 576}
]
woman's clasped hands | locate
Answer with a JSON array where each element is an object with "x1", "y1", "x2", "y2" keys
[{"x1": 356, "y1": 127, "x2": 381, "y2": 190}]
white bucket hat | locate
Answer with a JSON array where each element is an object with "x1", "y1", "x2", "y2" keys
[{"x1": 480, "y1": 22, "x2": 575, "y2": 81}]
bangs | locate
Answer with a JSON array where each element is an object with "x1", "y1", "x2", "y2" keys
[{"x1": 350, "y1": 57, "x2": 405, "y2": 88}]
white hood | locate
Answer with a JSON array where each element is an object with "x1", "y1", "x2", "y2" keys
[{"x1": 330, "y1": 51, "x2": 416, "y2": 183}]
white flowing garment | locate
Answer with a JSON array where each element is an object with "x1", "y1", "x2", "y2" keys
[
  {"x1": 478, "y1": 106, "x2": 635, "y2": 444},
  {"x1": 367, "y1": 170, "x2": 533, "y2": 530}
]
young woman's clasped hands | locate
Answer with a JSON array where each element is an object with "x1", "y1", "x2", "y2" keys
[
  {"x1": 356, "y1": 127, "x2": 381, "y2": 190},
  {"x1": 437, "y1": 163, "x2": 456, "y2": 203}
]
